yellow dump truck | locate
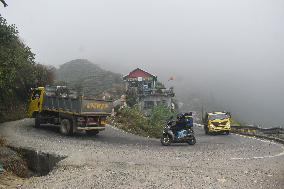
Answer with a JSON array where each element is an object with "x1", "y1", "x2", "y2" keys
[
  {"x1": 203, "y1": 112, "x2": 231, "y2": 135},
  {"x1": 28, "y1": 86, "x2": 113, "y2": 136}
]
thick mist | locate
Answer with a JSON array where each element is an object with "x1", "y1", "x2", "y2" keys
[{"x1": 2, "y1": 0, "x2": 284, "y2": 126}]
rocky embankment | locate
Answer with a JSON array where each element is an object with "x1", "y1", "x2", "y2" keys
[{"x1": 0, "y1": 137, "x2": 27, "y2": 188}]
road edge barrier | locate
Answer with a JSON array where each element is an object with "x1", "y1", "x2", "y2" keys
[
  {"x1": 194, "y1": 123, "x2": 284, "y2": 144},
  {"x1": 231, "y1": 125, "x2": 284, "y2": 144}
]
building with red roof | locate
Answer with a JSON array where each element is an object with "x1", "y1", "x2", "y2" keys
[{"x1": 124, "y1": 68, "x2": 175, "y2": 112}]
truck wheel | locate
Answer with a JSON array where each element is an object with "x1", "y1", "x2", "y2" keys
[
  {"x1": 86, "y1": 130, "x2": 99, "y2": 136},
  {"x1": 60, "y1": 119, "x2": 73, "y2": 136},
  {"x1": 34, "y1": 114, "x2": 41, "y2": 128},
  {"x1": 225, "y1": 131, "x2": 230, "y2": 135},
  {"x1": 204, "y1": 127, "x2": 209, "y2": 135}
]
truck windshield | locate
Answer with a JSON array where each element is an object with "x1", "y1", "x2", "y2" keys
[
  {"x1": 32, "y1": 90, "x2": 41, "y2": 100},
  {"x1": 209, "y1": 114, "x2": 229, "y2": 120}
]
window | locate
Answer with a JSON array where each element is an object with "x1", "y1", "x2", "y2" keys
[
  {"x1": 32, "y1": 90, "x2": 41, "y2": 100},
  {"x1": 144, "y1": 101, "x2": 154, "y2": 109},
  {"x1": 129, "y1": 82, "x2": 138, "y2": 87}
]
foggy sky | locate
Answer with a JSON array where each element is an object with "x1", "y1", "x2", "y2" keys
[{"x1": 1, "y1": 0, "x2": 284, "y2": 126}]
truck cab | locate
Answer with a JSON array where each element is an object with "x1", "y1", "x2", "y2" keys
[
  {"x1": 27, "y1": 87, "x2": 45, "y2": 118},
  {"x1": 203, "y1": 112, "x2": 231, "y2": 135}
]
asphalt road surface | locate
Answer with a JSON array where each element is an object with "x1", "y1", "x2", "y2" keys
[{"x1": 0, "y1": 119, "x2": 283, "y2": 189}]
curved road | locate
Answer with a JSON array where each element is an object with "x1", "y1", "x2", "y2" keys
[{"x1": 0, "y1": 119, "x2": 283, "y2": 188}]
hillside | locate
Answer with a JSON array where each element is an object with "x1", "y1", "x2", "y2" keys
[{"x1": 56, "y1": 59, "x2": 124, "y2": 98}]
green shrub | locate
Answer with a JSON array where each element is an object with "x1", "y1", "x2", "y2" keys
[
  {"x1": 147, "y1": 105, "x2": 176, "y2": 137},
  {"x1": 113, "y1": 105, "x2": 176, "y2": 138}
]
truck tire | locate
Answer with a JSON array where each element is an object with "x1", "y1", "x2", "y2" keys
[
  {"x1": 86, "y1": 130, "x2": 99, "y2": 136},
  {"x1": 34, "y1": 113, "x2": 41, "y2": 128},
  {"x1": 60, "y1": 119, "x2": 73, "y2": 136},
  {"x1": 204, "y1": 126, "x2": 209, "y2": 135}
]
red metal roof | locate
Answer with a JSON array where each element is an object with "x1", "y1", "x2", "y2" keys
[{"x1": 123, "y1": 68, "x2": 157, "y2": 79}]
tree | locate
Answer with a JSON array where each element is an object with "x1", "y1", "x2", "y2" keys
[
  {"x1": 0, "y1": 15, "x2": 54, "y2": 105},
  {"x1": 0, "y1": 16, "x2": 34, "y2": 101}
]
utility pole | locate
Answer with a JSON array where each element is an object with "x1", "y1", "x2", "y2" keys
[{"x1": 201, "y1": 104, "x2": 204, "y2": 124}]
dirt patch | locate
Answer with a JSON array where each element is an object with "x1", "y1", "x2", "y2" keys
[
  {"x1": 0, "y1": 146, "x2": 28, "y2": 178},
  {"x1": 0, "y1": 172, "x2": 24, "y2": 189},
  {"x1": 0, "y1": 136, "x2": 27, "y2": 189}
]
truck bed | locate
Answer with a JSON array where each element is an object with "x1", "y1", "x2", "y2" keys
[{"x1": 42, "y1": 95, "x2": 112, "y2": 115}]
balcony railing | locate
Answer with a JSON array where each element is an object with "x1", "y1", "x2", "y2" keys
[{"x1": 138, "y1": 88, "x2": 175, "y2": 97}]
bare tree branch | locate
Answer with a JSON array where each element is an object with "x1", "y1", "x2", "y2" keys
[{"x1": 0, "y1": 0, "x2": 8, "y2": 7}]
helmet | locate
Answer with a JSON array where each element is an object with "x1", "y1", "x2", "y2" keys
[{"x1": 177, "y1": 113, "x2": 184, "y2": 120}]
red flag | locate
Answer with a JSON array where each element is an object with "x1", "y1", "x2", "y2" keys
[{"x1": 168, "y1": 76, "x2": 175, "y2": 81}]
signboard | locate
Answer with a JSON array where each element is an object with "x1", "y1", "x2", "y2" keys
[
  {"x1": 127, "y1": 77, "x2": 153, "y2": 81},
  {"x1": 82, "y1": 99, "x2": 112, "y2": 114}
]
